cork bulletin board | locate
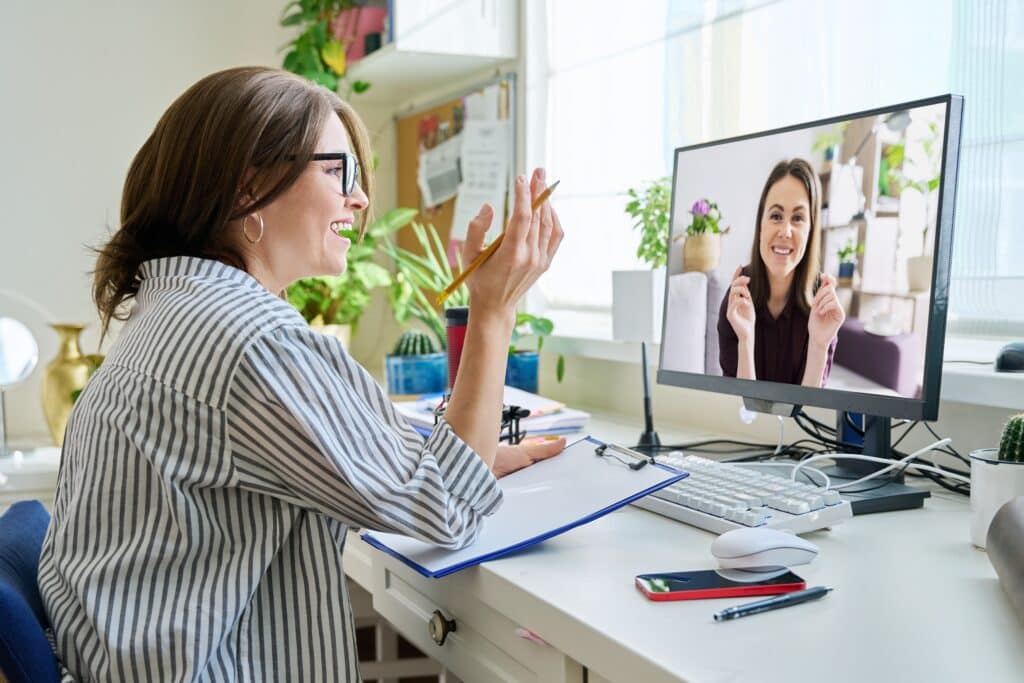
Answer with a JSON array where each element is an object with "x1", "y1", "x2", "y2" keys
[{"x1": 393, "y1": 76, "x2": 514, "y2": 257}]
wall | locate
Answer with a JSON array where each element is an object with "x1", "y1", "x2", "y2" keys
[{"x1": 0, "y1": 0, "x2": 290, "y2": 442}]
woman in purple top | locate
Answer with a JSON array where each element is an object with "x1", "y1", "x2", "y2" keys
[{"x1": 717, "y1": 158, "x2": 845, "y2": 387}]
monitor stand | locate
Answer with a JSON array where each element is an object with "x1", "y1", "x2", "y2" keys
[{"x1": 822, "y1": 412, "x2": 929, "y2": 515}]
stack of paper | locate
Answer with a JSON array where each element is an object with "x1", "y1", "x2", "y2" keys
[{"x1": 393, "y1": 385, "x2": 590, "y2": 437}]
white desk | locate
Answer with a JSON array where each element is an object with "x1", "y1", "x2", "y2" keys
[
  {"x1": 344, "y1": 414, "x2": 1024, "y2": 683},
  {"x1": 5, "y1": 419, "x2": 1022, "y2": 682}
]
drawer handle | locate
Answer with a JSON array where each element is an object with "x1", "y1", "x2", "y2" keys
[{"x1": 428, "y1": 609, "x2": 457, "y2": 646}]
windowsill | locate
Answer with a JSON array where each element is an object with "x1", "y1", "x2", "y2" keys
[{"x1": 544, "y1": 309, "x2": 1023, "y2": 410}]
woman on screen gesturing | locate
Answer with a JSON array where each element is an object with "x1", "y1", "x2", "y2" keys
[{"x1": 717, "y1": 158, "x2": 844, "y2": 387}]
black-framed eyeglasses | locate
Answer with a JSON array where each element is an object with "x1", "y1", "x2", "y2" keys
[{"x1": 309, "y1": 152, "x2": 361, "y2": 197}]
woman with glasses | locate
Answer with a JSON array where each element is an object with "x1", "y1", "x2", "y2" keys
[
  {"x1": 38, "y1": 66, "x2": 564, "y2": 682},
  {"x1": 717, "y1": 158, "x2": 844, "y2": 387}
]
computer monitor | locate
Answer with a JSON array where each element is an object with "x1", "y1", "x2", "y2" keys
[{"x1": 657, "y1": 94, "x2": 963, "y2": 513}]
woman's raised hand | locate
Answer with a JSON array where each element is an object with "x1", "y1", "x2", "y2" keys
[
  {"x1": 807, "y1": 273, "x2": 846, "y2": 348},
  {"x1": 726, "y1": 265, "x2": 756, "y2": 343},
  {"x1": 460, "y1": 168, "x2": 563, "y2": 319}
]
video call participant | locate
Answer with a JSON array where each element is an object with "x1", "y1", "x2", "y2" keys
[{"x1": 717, "y1": 158, "x2": 845, "y2": 387}]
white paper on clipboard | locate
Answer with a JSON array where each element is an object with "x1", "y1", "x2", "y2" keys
[{"x1": 451, "y1": 119, "x2": 511, "y2": 242}]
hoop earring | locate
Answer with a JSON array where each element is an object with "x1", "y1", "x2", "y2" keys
[{"x1": 242, "y1": 213, "x2": 264, "y2": 244}]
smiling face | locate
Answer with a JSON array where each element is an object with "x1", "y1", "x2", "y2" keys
[
  {"x1": 758, "y1": 174, "x2": 811, "y2": 283},
  {"x1": 248, "y1": 112, "x2": 369, "y2": 291}
]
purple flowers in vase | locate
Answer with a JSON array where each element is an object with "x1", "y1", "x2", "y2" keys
[{"x1": 686, "y1": 198, "x2": 724, "y2": 235}]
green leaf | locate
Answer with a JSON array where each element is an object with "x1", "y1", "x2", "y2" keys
[
  {"x1": 309, "y1": 70, "x2": 338, "y2": 90},
  {"x1": 353, "y1": 261, "x2": 391, "y2": 288},
  {"x1": 283, "y1": 50, "x2": 301, "y2": 72},
  {"x1": 528, "y1": 317, "x2": 553, "y2": 336},
  {"x1": 281, "y1": 10, "x2": 313, "y2": 27},
  {"x1": 312, "y1": 18, "x2": 329, "y2": 47},
  {"x1": 556, "y1": 355, "x2": 565, "y2": 383},
  {"x1": 369, "y1": 207, "x2": 419, "y2": 238},
  {"x1": 352, "y1": 80, "x2": 372, "y2": 94}
]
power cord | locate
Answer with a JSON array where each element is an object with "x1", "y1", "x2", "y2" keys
[{"x1": 790, "y1": 438, "x2": 971, "y2": 491}]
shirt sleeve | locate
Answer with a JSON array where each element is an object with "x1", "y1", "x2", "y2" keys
[
  {"x1": 226, "y1": 325, "x2": 503, "y2": 549},
  {"x1": 717, "y1": 289, "x2": 738, "y2": 377}
]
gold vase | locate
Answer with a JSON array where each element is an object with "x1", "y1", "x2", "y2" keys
[{"x1": 41, "y1": 323, "x2": 93, "y2": 447}]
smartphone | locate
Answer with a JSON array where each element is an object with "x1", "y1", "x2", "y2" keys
[{"x1": 635, "y1": 569, "x2": 806, "y2": 602}]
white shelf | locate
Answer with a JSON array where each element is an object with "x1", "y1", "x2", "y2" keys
[{"x1": 345, "y1": 44, "x2": 509, "y2": 107}]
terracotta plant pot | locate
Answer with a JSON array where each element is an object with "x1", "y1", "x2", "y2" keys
[{"x1": 683, "y1": 233, "x2": 721, "y2": 273}]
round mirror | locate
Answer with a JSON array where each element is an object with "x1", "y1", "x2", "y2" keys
[{"x1": 0, "y1": 316, "x2": 39, "y2": 388}]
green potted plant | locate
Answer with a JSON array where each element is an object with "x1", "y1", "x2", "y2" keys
[
  {"x1": 969, "y1": 413, "x2": 1024, "y2": 548},
  {"x1": 836, "y1": 239, "x2": 864, "y2": 281},
  {"x1": 507, "y1": 312, "x2": 564, "y2": 393},
  {"x1": 279, "y1": 0, "x2": 371, "y2": 98},
  {"x1": 286, "y1": 208, "x2": 417, "y2": 347},
  {"x1": 890, "y1": 121, "x2": 943, "y2": 292},
  {"x1": 382, "y1": 222, "x2": 563, "y2": 392},
  {"x1": 812, "y1": 121, "x2": 850, "y2": 172},
  {"x1": 386, "y1": 329, "x2": 447, "y2": 395},
  {"x1": 614, "y1": 178, "x2": 671, "y2": 342},
  {"x1": 380, "y1": 220, "x2": 466, "y2": 395},
  {"x1": 678, "y1": 198, "x2": 728, "y2": 273}
]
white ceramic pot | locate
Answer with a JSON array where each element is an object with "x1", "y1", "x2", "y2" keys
[{"x1": 969, "y1": 448, "x2": 1024, "y2": 549}]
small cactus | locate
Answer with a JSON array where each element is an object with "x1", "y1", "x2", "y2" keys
[
  {"x1": 391, "y1": 330, "x2": 438, "y2": 356},
  {"x1": 998, "y1": 413, "x2": 1024, "y2": 463}
]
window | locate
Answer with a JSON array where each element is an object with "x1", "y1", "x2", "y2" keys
[{"x1": 533, "y1": 0, "x2": 1022, "y2": 338}]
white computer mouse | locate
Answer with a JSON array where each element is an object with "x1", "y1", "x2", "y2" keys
[{"x1": 710, "y1": 527, "x2": 819, "y2": 571}]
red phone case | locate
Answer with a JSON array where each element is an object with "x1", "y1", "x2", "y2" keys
[{"x1": 634, "y1": 575, "x2": 806, "y2": 602}]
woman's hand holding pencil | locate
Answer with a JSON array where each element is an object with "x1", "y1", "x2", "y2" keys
[
  {"x1": 437, "y1": 168, "x2": 561, "y2": 307},
  {"x1": 436, "y1": 168, "x2": 562, "y2": 466}
]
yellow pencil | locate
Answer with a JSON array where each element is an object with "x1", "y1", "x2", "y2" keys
[{"x1": 436, "y1": 180, "x2": 560, "y2": 306}]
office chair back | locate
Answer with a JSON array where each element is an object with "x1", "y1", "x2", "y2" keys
[{"x1": 0, "y1": 500, "x2": 60, "y2": 683}]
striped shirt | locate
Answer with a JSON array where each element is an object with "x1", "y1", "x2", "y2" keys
[{"x1": 38, "y1": 256, "x2": 502, "y2": 682}]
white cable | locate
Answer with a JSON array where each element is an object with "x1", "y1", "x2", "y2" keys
[
  {"x1": 735, "y1": 462, "x2": 832, "y2": 490},
  {"x1": 791, "y1": 438, "x2": 970, "y2": 491},
  {"x1": 827, "y1": 455, "x2": 970, "y2": 489},
  {"x1": 774, "y1": 416, "x2": 785, "y2": 457}
]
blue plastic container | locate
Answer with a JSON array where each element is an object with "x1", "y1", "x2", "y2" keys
[
  {"x1": 386, "y1": 352, "x2": 448, "y2": 395},
  {"x1": 505, "y1": 351, "x2": 539, "y2": 394}
]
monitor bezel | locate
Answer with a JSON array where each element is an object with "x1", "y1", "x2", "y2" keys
[{"x1": 656, "y1": 93, "x2": 963, "y2": 421}]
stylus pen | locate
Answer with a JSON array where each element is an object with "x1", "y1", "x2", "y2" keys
[{"x1": 713, "y1": 586, "x2": 832, "y2": 622}]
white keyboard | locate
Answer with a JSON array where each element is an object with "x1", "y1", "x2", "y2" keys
[{"x1": 632, "y1": 453, "x2": 853, "y2": 535}]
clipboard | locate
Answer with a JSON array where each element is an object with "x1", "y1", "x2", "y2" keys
[{"x1": 361, "y1": 436, "x2": 687, "y2": 578}]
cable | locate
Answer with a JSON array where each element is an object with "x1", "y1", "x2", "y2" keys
[
  {"x1": 736, "y1": 462, "x2": 832, "y2": 489},
  {"x1": 790, "y1": 438, "x2": 970, "y2": 492}
]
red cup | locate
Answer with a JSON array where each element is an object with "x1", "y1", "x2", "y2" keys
[{"x1": 445, "y1": 307, "x2": 469, "y2": 390}]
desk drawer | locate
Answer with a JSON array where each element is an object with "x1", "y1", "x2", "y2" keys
[{"x1": 372, "y1": 559, "x2": 582, "y2": 683}]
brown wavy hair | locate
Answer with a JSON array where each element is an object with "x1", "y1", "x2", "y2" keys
[
  {"x1": 747, "y1": 158, "x2": 822, "y2": 314},
  {"x1": 93, "y1": 66, "x2": 374, "y2": 335}
]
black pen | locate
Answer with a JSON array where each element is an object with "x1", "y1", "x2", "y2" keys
[{"x1": 713, "y1": 586, "x2": 832, "y2": 622}]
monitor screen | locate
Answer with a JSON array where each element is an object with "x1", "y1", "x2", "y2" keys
[{"x1": 658, "y1": 95, "x2": 962, "y2": 421}]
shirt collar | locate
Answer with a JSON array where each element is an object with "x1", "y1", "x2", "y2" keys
[{"x1": 138, "y1": 256, "x2": 264, "y2": 291}]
